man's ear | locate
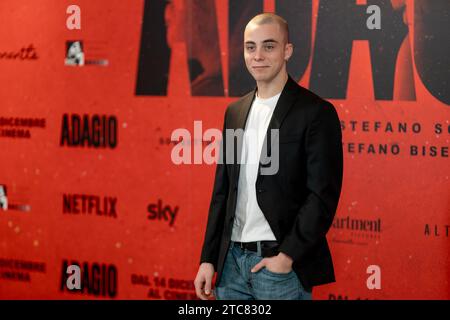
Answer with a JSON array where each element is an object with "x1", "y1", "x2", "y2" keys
[{"x1": 284, "y1": 43, "x2": 294, "y2": 61}]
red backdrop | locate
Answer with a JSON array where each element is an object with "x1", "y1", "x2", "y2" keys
[{"x1": 0, "y1": 0, "x2": 449, "y2": 299}]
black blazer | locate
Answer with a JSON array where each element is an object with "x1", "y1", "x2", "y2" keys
[{"x1": 200, "y1": 75, "x2": 343, "y2": 291}]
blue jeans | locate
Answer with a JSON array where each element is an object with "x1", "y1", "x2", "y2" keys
[{"x1": 214, "y1": 241, "x2": 312, "y2": 300}]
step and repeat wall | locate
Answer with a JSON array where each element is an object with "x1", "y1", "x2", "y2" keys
[{"x1": 0, "y1": 0, "x2": 448, "y2": 299}]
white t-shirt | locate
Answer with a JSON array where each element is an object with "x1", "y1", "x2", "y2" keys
[{"x1": 231, "y1": 91, "x2": 281, "y2": 242}]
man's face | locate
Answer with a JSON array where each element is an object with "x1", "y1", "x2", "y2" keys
[{"x1": 244, "y1": 22, "x2": 290, "y2": 83}]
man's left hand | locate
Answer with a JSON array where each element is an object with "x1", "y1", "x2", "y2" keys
[{"x1": 251, "y1": 252, "x2": 293, "y2": 274}]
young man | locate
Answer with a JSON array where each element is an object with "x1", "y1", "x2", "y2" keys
[{"x1": 194, "y1": 13, "x2": 343, "y2": 300}]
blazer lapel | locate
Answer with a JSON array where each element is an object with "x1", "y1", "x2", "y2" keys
[
  {"x1": 231, "y1": 89, "x2": 256, "y2": 184},
  {"x1": 231, "y1": 75, "x2": 300, "y2": 182},
  {"x1": 259, "y1": 76, "x2": 299, "y2": 172}
]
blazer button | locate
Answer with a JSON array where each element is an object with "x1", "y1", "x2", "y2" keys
[{"x1": 257, "y1": 189, "x2": 265, "y2": 193}]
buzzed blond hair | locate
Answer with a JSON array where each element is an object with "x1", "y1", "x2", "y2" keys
[{"x1": 246, "y1": 13, "x2": 290, "y2": 44}]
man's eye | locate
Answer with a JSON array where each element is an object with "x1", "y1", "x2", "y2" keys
[
  {"x1": 246, "y1": 46, "x2": 255, "y2": 51},
  {"x1": 265, "y1": 45, "x2": 274, "y2": 50}
]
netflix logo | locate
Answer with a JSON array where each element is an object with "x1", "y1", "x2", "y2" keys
[{"x1": 63, "y1": 194, "x2": 117, "y2": 218}]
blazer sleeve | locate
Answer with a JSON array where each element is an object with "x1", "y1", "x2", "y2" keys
[
  {"x1": 199, "y1": 108, "x2": 230, "y2": 269},
  {"x1": 278, "y1": 101, "x2": 343, "y2": 263}
]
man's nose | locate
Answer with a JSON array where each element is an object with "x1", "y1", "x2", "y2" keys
[{"x1": 254, "y1": 47, "x2": 264, "y2": 61}]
